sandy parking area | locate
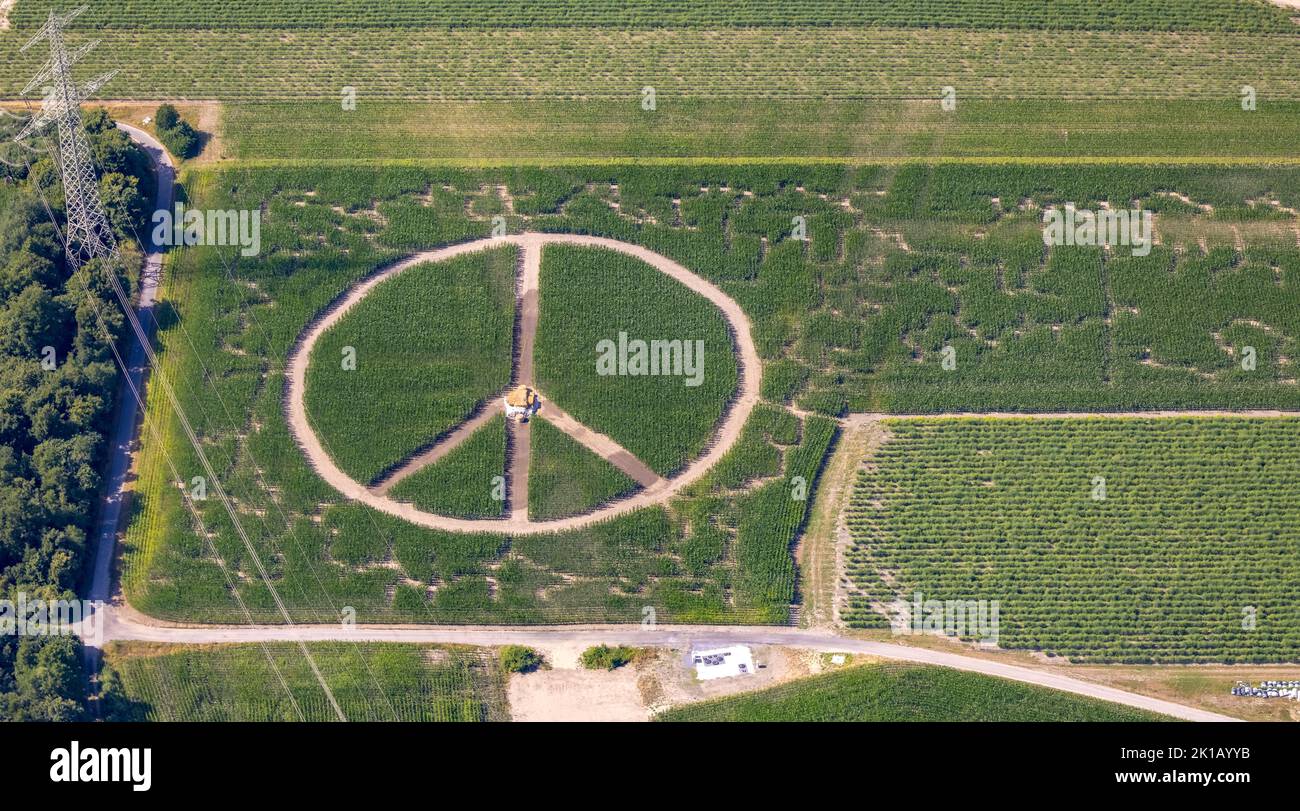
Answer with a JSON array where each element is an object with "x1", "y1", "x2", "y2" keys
[
  {"x1": 509, "y1": 669, "x2": 650, "y2": 722},
  {"x1": 507, "y1": 645, "x2": 830, "y2": 721}
]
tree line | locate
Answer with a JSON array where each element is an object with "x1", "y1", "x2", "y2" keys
[{"x1": 0, "y1": 109, "x2": 151, "y2": 721}]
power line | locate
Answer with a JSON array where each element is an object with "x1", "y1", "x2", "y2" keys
[{"x1": 14, "y1": 6, "x2": 346, "y2": 722}]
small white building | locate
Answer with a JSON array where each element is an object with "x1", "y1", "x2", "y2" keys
[{"x1": 691, "y1": 645, "x2": 755, "y2": 681}]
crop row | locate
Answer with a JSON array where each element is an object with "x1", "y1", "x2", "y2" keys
[
  {"x1": 389, "y1": 415, "x2": 508, "y2": 518},
  {"x1": 528, "y1": 417, "x2": 639, "y2": 521},
  {"x1": 105, "y1": 643, "x2": 509, "y2": 721},
  {"x1": 5, "y1": 28, "x2": 1300, "y2": 100},
  {"x1": 656, "y1": 663, "x2": 1167, "y2": 721},
  {"x1": 845, "y1": 418, "x2": 1300, "y2": 663},
  {"x1": 733, "y1": 415, "x2": 838, "y2": 622},
  {"x1": 14, "y1": 0, "x2": 1297, "y2": 32},
  {"x1": 534, "y1": 243, "x2": 738, "y2": 477},
  {"x1": 305, "y1": 246, "x2": 518, "y2": 484}
]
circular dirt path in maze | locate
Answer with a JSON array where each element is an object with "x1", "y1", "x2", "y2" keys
[{"x1": 285, "y1": 233, "x2": 761, "y2": 535}]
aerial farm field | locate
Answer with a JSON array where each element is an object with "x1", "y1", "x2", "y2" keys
[
  {"x1": 5, "y1": 0, "x2": 1300, "y2": 102},
  {"x1": 845, "y1": 418, "x2": 1300, "y2": 663},
  {"x1": 117, "y1": 161, "x2": 1300, "y2": 641},
  {"x1": 100, "y1": 642, "x2": 510, "y2": 721},
  {"x1": 656, "y1": 662, "x2": 1170, "y2": 721},
  {"x1": 2, "y1": 0, "x2": 1298, "y2": 730}
]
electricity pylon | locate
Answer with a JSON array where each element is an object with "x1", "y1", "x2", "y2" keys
[{"x1": 16, "y1": 5, "x2": 120, "y2": 270}]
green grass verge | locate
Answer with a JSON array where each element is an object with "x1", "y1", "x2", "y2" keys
[
  {"x1": 528, "y1": 417, "x2": 639, "y2": 521},
  {"x1": 656, "y1": 663, "x2": 1172, "y2": 721},
  {"x1": 220, "y1": 101, "x2": 1300, "y2": 164}
]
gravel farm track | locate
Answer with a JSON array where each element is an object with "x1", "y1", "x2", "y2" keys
[{"x1": 84, "y1": 125, "x2": 1288, "y2": 723}]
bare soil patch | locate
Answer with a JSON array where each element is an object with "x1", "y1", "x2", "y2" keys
[
  {"x1": 506, "y1": 645, "x2": 833, "y2": 720},
  {"x1": 508, "y1": 669, "x2": 648, "y2": 722}
]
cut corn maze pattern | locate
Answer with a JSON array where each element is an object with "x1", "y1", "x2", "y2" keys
[
  {"x1": 390, "y1": 415, "x2": 510, "y2": 520},
  {"x1": 123, "y1": 163, "x2": 1298, "y2": 629},
  {"x1": 305, "y1": 246, "x2": 519, "y2": 485},
  {"x1": 294, "y1": 235, "x2": 745, "y2": 535},
  {"x1": 844, "y1": 419, "x2": 1300, "y2": 664}
]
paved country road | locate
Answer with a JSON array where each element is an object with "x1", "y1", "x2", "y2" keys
[{"x1": 84, "y1": 126, "x2": 1253, "y2": 723}]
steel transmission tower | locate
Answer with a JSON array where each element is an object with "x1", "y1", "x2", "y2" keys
[{"x1": 16, "y1": 6, "x2": 121, "y2": 270}]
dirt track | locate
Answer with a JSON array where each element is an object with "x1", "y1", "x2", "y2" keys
[
  {"x1": 81, "y1": 123, "x2": 174, "y2": 681},
  {"x1": 284, "y1": 233, "x2": 761, "y2": 535},
  {"x1": 89, "y1": 609, "x2": 1239, "y2": 722}
]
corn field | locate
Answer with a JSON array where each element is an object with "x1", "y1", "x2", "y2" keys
[{"x1": 105, "y1": 643, "x2": 511, "y2": 722}]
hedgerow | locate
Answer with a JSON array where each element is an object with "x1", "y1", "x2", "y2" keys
[
  {"x1": 498, "y1": 645, "x2": 542, "y2": 674},
  {"x1": 580, "y1": 645, "x2": 638, "y2": 671},
  {"x1": 154, "y1": 104, "x2": 201, "y2": 160}
]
